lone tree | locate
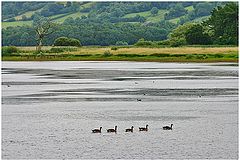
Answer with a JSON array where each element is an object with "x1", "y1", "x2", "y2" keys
[
  {"x1": 33, "y1": 16, "x2": 57, "y2": 52},
  {"x1": 150, "y1": 7, "x2": 159, "y2": 15}
]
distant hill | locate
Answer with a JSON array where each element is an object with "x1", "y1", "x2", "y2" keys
[
  {"x1": 2, "y1": 2, "x2": 222, "y2": 28},
  {"x1": 2, "y1": 1, "x2": 231, "y2": 47}
]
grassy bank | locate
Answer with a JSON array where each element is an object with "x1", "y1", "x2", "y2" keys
[{"x1": 2, "y1": 46, "x2": 238, "y2": 62}]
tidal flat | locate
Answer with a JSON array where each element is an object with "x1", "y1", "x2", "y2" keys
[{"x1": 2, "y1": 61, "x2": 238, "y2": 159}]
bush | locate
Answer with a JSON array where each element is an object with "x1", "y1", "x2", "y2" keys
[
  {"x1": 186, "y1": 54, "x2": 194, "y2": 59},
  {"x1": 135, "y1": 39, "x2": 154, "y2": 46},
  {"x1": 68, "y1": 38, "x2": 81, "y2": 47},
  {"x1": 2, "y1": 46, "x2": 19, "y2": 56},
  {"x1": 54, "y1": 37, "x2": 81, "y2": 47},
  {"x1": 157, "y1": 40, "x2": 170, "y2": 45},
  {"x1": 47, "y1": 47, "x2": 78, "y2": 53},
  {"x1": 196, "y1": 54, "x2": 205, "y2": 59},
  {"x1": 49, "y1": 47, "x2": 65, "y2": 53},
  {"x1": 103, "y1": 50, "x2": 113, "y2": 57},
  {"x1": 54, "y1": 37, "x2": 69, "y2": 46},
  {"x1": 111, "y1": 47, "x2": 118, "y2": 50},
  {"x1": 116, "y1": 41, "x2": 128, "y2": 46},
  {"x1": 169, "y1": 38, "x2": 186, "y2": 47},
  {"x1": 214, "y1": 54, "x2": 224, "y2": 58}
]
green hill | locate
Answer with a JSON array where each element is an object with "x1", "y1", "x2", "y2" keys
[
  {"x1": 3, "y1": 1, "x2": 234, "y2": 47},
  {"x1": 2, "y1": 2, "x2": 222, "y2": 28}
]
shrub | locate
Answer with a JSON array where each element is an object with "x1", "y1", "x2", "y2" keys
[
  {"x1": 116, "y1": 41, "x2": 128, "y2": 46},
  {"x1": 135, "y1": 39, "x2": 154, "y2": 46},
  {"x1": 214, "y1": 54, "x2": 224, "y2": 58},
  {"x1": 47, "y1": 47, "x2": 78, "y2": 53},
  {"x1": 68, "y1": 38, "x2": 81, "y2": 46},
  {"x1": 54, "y1": 37, "x2": 69, "y2": 46},
  {"x1": 157, "y1": 40, "x2": 170, "y2": 45},
  {"x1": 49, "y1": 47, "x2": 65, "y2": 53},
  {"x1": 186, "y1": 54, "x2": 194, "y2": 59},
  {"x1": 54, "y1": 37, "x2": 81, "y2": 47},
  {"x1": 103, "y1": 50, "x2": 113, "y2": 57},
  {"x1": 111, "y1": 47, "x2": 118, "y2": 50},
  {"x1": 196, "y1": 54, "x2": 205, "y2": 59},
  {"x1": 2, "y1": 46, "x2": 19, "y2": 56},
  {"x1": 169, "y1": 38, "x2": 186, "y2": 47}
]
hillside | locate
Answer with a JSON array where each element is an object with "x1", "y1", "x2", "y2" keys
[
  {"x1": 2, "y1": 2, "x2": 221, "y2": 28},
  {"x1": 3, "y1": 2, "x2": 237, "y2": 47}
]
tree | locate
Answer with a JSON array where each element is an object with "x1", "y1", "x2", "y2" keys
[
  {"x1": 164, "y1": 3, "x2": 187, "y2": 20},
  {"x1": 194, "y1": 2, "x2": 216, "y2": 17},
  {"x1": 66, "y1": 2, "x2": 72, "y2": 7},
  {"x1": 54, "y1": 37, "x2": 81, "y2": 46},
  {"x1": 20, "y1": 32, "x2": 31, "y2": 46},
  {"x1": 204, "y1": 2, "x2": 238, "y2": 45},
  {"x1": 178, "y1": 16, "x2": 190, "y2": 25},
  {"x1": 185, "y1": 24, "x2": 212, "y2": 45},
  {"x1": 150, "y1": 7, "x2": 158, "y2": 15},
  {"x1": 33, "y1": 17, "x2": 57, "y2": 51},
  {"x1": 168, "y1": 23, "x2": 194, "y2": 46}
]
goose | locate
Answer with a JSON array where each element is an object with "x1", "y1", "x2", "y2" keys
[
  {"x1": 163, "y1": 124, "x2": 173, "y2": 130},
  {"x1": 125, "y1": 126, "x2": 134, "y2": 132},
  {"x1": 92, "y1": 127, "x2": 102, "y2": 133},
  {"x1": 139, "y1": 125, "x2": 148, "y2": 131},
  {"x1": 107, "y1": 126, "x2": 117, "y2": 133}
]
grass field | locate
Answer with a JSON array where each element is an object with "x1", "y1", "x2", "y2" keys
[
  {"x1": 2, "y1": 21, "x2": 32, "y2": 28},
  {"x1": 2, "y1": 46, "x2": 238, "y2": 62},
  {"x1": 16, "y1": 46, "x2": 238, "y2": 55},
  {"x1": 3, "y1": 53, "x2": 238, "y2": 62},
  {"x1": 2, "y1": 12, "x2": 88, "y2": 28},
  {"x1": 185, "y1": 6, "x2": 194, "y2": 11},
  {"x1": 54, "y1": 12, "x2": 88, "y2": 23}
]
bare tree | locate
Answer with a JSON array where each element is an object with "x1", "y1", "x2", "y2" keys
[{"x1": 34, "y1": 18, "x2": 56, "y2": 52}]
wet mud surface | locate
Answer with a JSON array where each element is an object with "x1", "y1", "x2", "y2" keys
[{"x1": 2, "y1": 61, "x2": 238, "y2": 159}]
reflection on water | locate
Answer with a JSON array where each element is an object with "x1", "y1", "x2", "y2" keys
[{"x1": 2, "y1": 61, "x2": 238, "y2": 159}]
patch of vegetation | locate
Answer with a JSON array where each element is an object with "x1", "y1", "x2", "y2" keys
[
  {"x1": 111, "y1": 47, "x2": 118, "y2": 50},
  {"x1": 103, "y1": 50, "x2": 113, "y2": 57},
  {"x1": 54, "y1": 37, "x2": 81, "y2": 47},
  {"x1": 44, "y1": 47, "x2": 78, "y2": 53},
  {"x1": 150, "y1": 53, "x2": 170, "y2": 57},
  {"x1": 134, "y1": 39, "x2": 154, "y2": 47},
  {"x1": 2, "y1": 46, "x2": 19, "y2": 56},
  {"x1": 116, "y1": 54, "x2": 146, "y2": 57}
]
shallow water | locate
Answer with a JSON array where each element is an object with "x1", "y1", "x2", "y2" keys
[{"x1": 2, "y1": 61, "x2": 238, "y2": 159}]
